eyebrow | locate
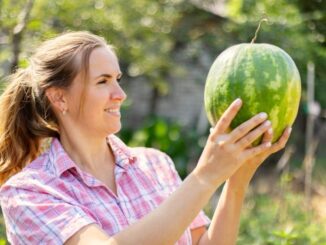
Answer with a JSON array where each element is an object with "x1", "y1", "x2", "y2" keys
[{"x1": 95, "y1": 73, "x2": 123, "y2": 79}]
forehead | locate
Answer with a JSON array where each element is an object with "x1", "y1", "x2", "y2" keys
[{"x1": 88, "y1": 47, "x2": 121, "y2": 78}]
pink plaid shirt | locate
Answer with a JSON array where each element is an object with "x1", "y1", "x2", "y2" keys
[{"x1": 0, "y1": 135, "x2": 210, "y2": 244}]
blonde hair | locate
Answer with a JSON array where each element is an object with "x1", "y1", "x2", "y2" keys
[{"x1": 0, "y1": 31, "x2": 113, "y2": 185}]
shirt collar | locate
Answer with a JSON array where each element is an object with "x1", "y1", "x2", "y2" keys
[
  {"x1": 106, "y1": 134, "x2": 137, "y2": 169},
  {"x1": 50, "y1": 138, "x2": 78, "y2": 177},
  {"x1": 50, "y1": 134, "x2": 137, "y2": 177}
]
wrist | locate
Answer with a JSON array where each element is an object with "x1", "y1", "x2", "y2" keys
[
  {"x1": 190, "y1": 169, "x2": 222, "y2": 192},
  {"x1": 228, "y1": 163, "x2": 258, "y2": 188},
  {"x1": 226, "y1": 176, "x2": 250, "y2": 195}
]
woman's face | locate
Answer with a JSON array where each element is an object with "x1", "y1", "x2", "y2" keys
[{"x1": 64, "y1": 46, "x2": 127, "y2": 137}]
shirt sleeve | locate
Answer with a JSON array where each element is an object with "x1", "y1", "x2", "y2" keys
[
  {"x1": 0, "y1": 183, "x2": 97, "y2": 244},
  {"x1": 157, "y1": 150, "x2": 211, "y2": 229}
]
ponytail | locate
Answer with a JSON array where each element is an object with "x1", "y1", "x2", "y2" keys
[{"x1": 0, "y1": 69, "x2": 59, "y2": 185}]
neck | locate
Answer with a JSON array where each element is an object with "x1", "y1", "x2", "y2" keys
[{"x1": 58, "y1": 128, "x2": 115, "y2": 173}]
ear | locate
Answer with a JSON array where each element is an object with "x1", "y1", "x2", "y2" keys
[{"x1": 45, "y1": 87, "x2": 68, "y2": 113}]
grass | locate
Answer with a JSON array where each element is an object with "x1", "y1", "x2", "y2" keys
[
  {"x1": 204, "y1": 157, "x2": 326, "y2": 245},
  {"x1": 238, "y1": 192, "x2": 326, "y2": 245},
  {"x1": 238, "y1": 157, "x2": 326, "y2": 245},
  {"x1": 202, "y1": 188, "x2": 326, "y2": 245},
  {"x1": 0, "y1": 214, "x2": 6, "y2": 244}
]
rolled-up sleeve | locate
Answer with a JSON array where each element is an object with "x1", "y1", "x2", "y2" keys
[{"x1": 0, "y1": 184, "x2": 97, "y2": 245}]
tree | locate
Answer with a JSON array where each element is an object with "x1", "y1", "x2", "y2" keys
[{"x1": 11, "y1": 0, "x2": 34, "y2": 72}]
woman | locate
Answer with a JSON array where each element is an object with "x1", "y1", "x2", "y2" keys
[{"x1": 0, "y1": 31, "x2": 291, "y2": 245}]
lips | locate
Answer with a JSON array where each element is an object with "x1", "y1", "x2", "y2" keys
[
  {"x1": 104, "y1": 108, "x2": 121, "y2": 117},
  {"x1": 104, "y1": 108, "x2": 119, "y2": 113}
]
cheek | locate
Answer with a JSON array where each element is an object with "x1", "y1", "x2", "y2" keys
[
  {"x1": 68, "y1": 85, "x2": 109, "y2": 119},
  {"x1": 65, "y1": 85, "x2": 84, "y2": 115},
  {"x1": 66, "y1": 96, "x2": 82, "y2": 116},
  {"x1": 83, "y1": 90, "x2": 107, "y2": 113}
]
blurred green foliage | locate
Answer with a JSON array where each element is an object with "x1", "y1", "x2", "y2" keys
[
  {"x1": 226, "y1": 0, "x2": 326, "y2": 107},
  {"x1": 1, "y1": 0, "x2": 183, "y2": 96},
  {"x1": 0, "y1": 215, "x2": 6, "y2": 244},
  {"x1": 238, "y1": 192, "x2": 326, "y2": 244}
]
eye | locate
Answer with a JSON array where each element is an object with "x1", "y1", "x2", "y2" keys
[{"x1": 97, "y1": 79, "x2": 107, "y2": 84}]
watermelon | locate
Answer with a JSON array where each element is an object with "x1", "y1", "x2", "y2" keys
[{"x1": 204, "y1": 43, "x2": 301, "y2": 143}]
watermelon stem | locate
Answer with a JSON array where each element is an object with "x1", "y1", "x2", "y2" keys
[{"x1": 251, "y1": 15, "x2": 269, "y2": 44}]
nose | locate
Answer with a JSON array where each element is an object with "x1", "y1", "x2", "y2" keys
[{"x1": 111, "y1": 82, "x2": 127, "y2": 102}]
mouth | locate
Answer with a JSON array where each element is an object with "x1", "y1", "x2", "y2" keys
[
  {"x1": 104, "y1": 108, "x2": 121, "y2": 116},
  {"x1": 104, "y1": 108, "x2": 119, "y2": 112}
]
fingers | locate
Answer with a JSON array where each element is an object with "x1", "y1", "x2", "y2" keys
[
  {"x1": 236, "y1": 120, "x2": 272, "y2": 149},
  {"x1": 241, "y1": 126, "x2": 292, "y2": 160},
  {"x1": 211, "y1": 98, "x2": 242, "y2": 139},
  {"x1": 262, "y1": 127, "x2": 273, "y2": 143},
  {"x1": 228, "y1": 112, "x2": 268, "y2": 143},
  {"x1": 269, "y1": 127, "x2": 292, "y2": 153},
  {"x1": 241, "y1": 141, "x2": 272, "y2": 160}
]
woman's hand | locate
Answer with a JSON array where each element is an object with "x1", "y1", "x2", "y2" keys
[
  {"x1": 193, "y1": 98, "x2": 273, "y2": 189},
  {"x1": 228, "y1": 125, "x2": 292, "y2": 186}
]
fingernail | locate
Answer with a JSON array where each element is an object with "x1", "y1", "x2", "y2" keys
[
  {"x1": 264, "y1": 120, "x2": 271, "y2": 126},
  {"x1": 268, "y1": 128, "x2": 273, "y2": 134},
  {"x1": 259, "y1": 112, "x2": 268, "y2": 119},
  {"x1": 265, "y1": 142, "x2": 272, "y2": 147},
  {"x1": 235, "y1": 98, "x2": 242, "y2": 105},
  {"x1": 288, "y1": 127, "x2": 292, "y2": 134},
  {"x1": 210, "y1": 127, "x2": 214, "y2": 134}
]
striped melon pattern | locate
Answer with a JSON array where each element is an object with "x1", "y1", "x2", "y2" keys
[{"x1": 204, "y1": 43, "x2": 301, "y2": 143}]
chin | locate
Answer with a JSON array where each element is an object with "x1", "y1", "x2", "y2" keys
[{"x1": 106, "y1": 124, "x2": 122, "y2": 135}]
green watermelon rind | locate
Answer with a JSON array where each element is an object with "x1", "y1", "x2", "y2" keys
[{"x1": 204, "y1": 43, "x2": 301, "y2": 143}]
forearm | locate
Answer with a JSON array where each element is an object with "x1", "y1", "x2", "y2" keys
[
  {"x1": 198, "y1": 179, "x2": 249, "y2": 245},
  {"x1": 108, "y1": 173, "x2": 218, "y2": 245}
]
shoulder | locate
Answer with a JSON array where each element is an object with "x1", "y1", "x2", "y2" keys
[
  {"x1": 131, "y1": 147, "x2": 182, "y2": 188},
  {"x1": 110, "y1": 135, "x2": 182, "y2": 189},
  {"x1": 132, "y1": 147, "x2": 174, "y2": 169},
  {"x1": 0, "y1": 157, "x2": 96, "y2": 244},
  {"x1": 1, "y1": 153, "x2": 50, "y2": 187},
  {"x1": 0, "y1": 150, "x2": 59, "y2": 204},
  {"x1": 133, "y1": 146, "x2": 170, "y2": 159},
  {"x1": 109, "y1": 134, "x2": 172, "y2": 164}
]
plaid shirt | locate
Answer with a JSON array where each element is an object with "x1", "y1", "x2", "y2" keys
[{"x1": 0, "y1": 135, "x2": 210, "y2": 244}]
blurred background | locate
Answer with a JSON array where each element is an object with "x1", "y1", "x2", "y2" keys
[{"x1": 0, "y1": 0, "x2": 325, "y2": 244}]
